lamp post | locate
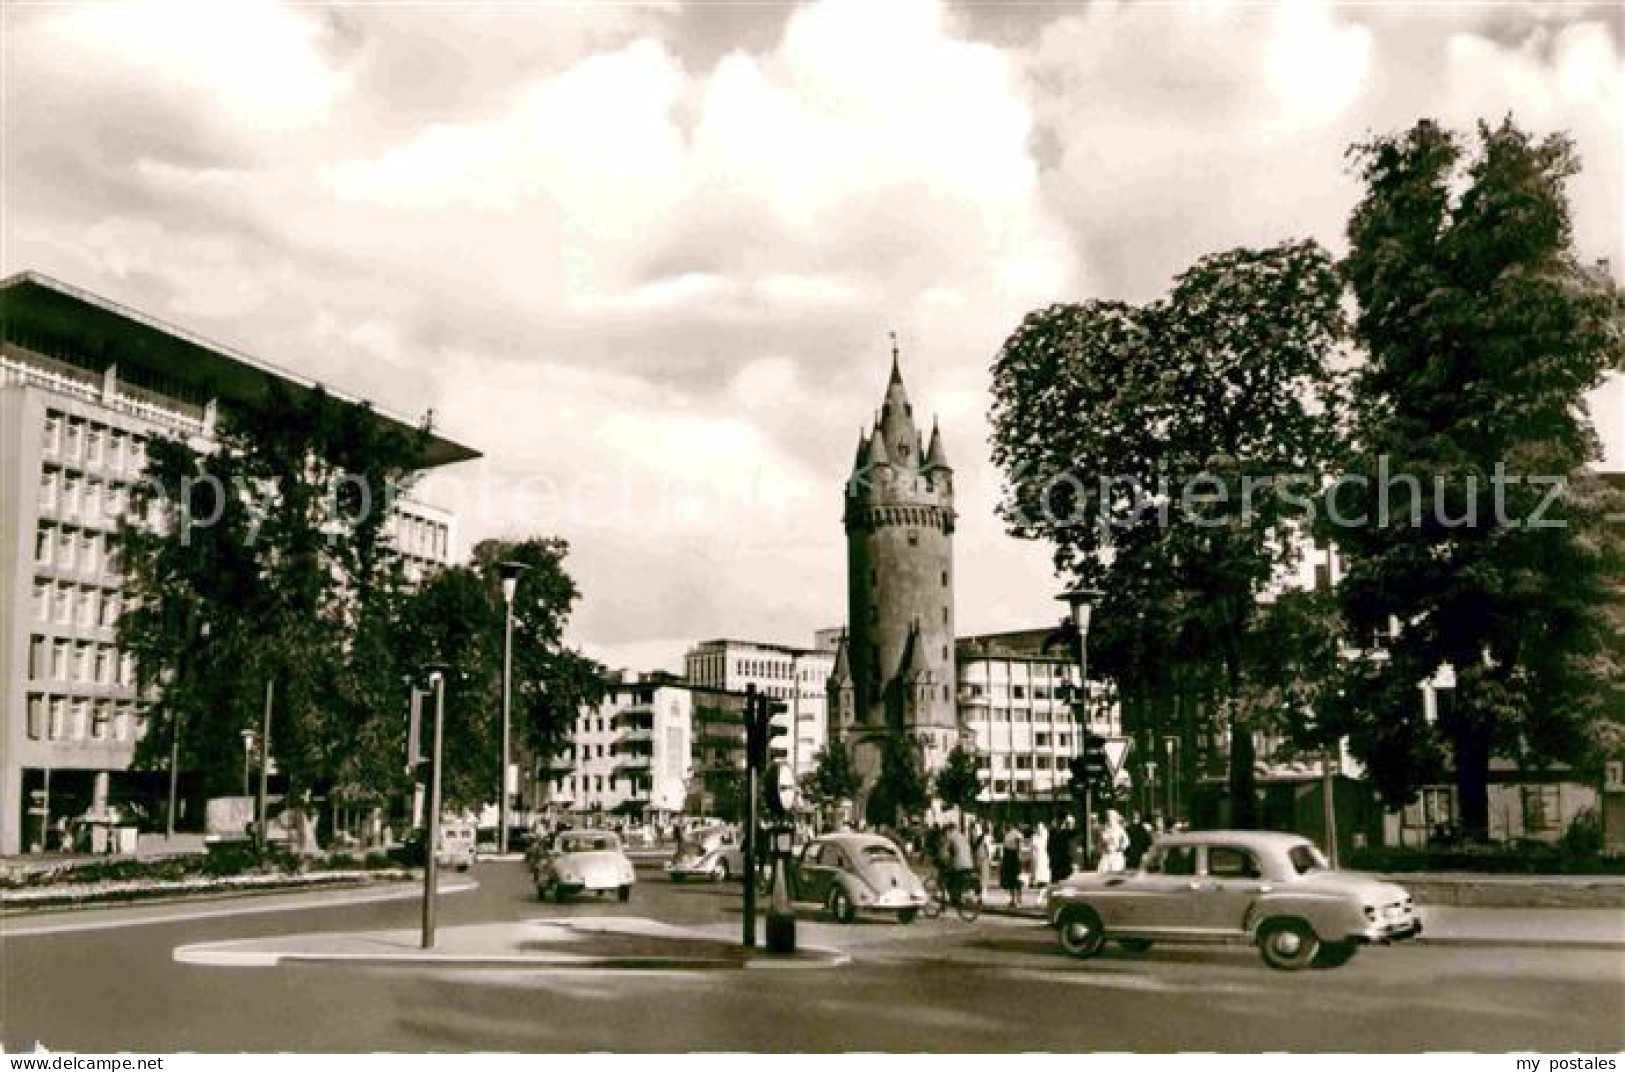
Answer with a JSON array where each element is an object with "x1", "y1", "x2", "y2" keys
[
  {"x1": 256, "y1": 676, "x2": 274, "y2": 855},
  {"x1": 1057, "y1": 585, "x2": 1102, "y2": 868},
  {"x1": 167, "y1": 618, "x2": 208, "y2": 840},
  {"x1": 422, "y1": 665, "x2": 448, "y2": 949},
  {"x1": 497, "y1": 561, "x2": 528, "y2": 856},
  {"x1": 240, "y1": 729, "x2": 255, "y2": 797}
]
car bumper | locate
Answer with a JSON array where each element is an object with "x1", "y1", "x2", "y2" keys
[
  {"x1": 864, "y1": 891, "x2": 928, "y2": 910},
  {"x1": 664, "y1": 863, "x2": 715, "y2": 878},
  {"x1": 1355, "y1": 918, "x2": 1422, "y2": 944}
]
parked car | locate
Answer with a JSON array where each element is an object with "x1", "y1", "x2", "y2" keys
[
  {"x1": 790, "y1": 833, "x2": 929, "y2": 924},
  {"x1": 438, "y1": 820, "x2": 477, "y2": 871},
  {"x1": 1043, "y1": 829, "x2": 1421, "y2": 971},
  {"x1": 528, "y1": 828, "x2": 636, "y2": 903},
  {"x1": 665, "y1": 825, "x2": 746, "y2": 883}
]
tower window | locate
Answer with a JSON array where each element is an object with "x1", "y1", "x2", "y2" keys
[
  {"x1": 942, "y1": 607, "x2": 949, "y2": 625},
  {"x1": 941, "y1": 570, "x2": 948, "y2": 587},
  {"x1": 908, "y1": 530, "x2": 919, "y2": 547}
]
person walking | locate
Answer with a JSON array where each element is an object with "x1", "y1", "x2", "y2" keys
[
  {"x1": 1000, "y1": 825, "x2": 1025, "y2": 906},
  {"x1": 1029, "y1": 820, "x2": 1051, "y2": 894},
  {"x1": 973, "y1": 822, "x2": 993, "y2": 895},
  {"x1": 1050, "y1": 815, "x2": 1076, "y2": 881},
  {"x1": 1097, "y1": 809, "x2": 1129, "y2": 873},
  {"x1": 1125, "y1": 811, "x2": 1155, "y2": 870}
]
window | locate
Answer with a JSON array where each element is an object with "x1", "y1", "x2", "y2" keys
[
  {"x1": 65, "y1": 421, "x2": 82, "y2": 460},
  {"x1": 28, "y1": 695, "x2": 46, "y2": 739},
  {"x1": 30, "y1": 637, "x2": 48, "y2": 679},
  {"x1": 39, "y1": 470, "x2": 57, "y2": 511},
  {"x1": 43, "y1": 413, "x2": 61, "y2": 454},
  {"x1": 1287, "y1": 844, "x2": 1329, "y2": 875},
  {"x1": 86, "y1": 427, "x2": 102, "y2": 466},
  {"x1": 52, "y1": 641, "x2": 69, "y2": 681},
  {"x1": 1147, "y1": 845, "x2": 1198, "y2": 877},
  {"x1": 908, "y1": 530, "x2": 919, "y2": 546},
  {"x1": 1013, "y1": 685, "x2": 1026, "y2": 700},
  {"x1": 941, "y1": 570, "x2": 948, "y2": 587},
  {"x1": 1522, "y1": 785, "x2": 1561, "y2": 833},
  {"x1": 35, "y1": 528, "x2": 52, "y2": 565},
  {"x1": 33, "y1": 583, "x2": 49, "y2": 622},
  {"x1": 1206, "y1": 847, "x2": 1261, "y2": 879},
  {"x1": 49, "y1": 698, "x2": 67, "y2": 740}
]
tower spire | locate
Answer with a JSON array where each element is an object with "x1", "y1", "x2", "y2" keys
[{"x1": 888, "y1": 331, "x2": 901, "y2": 384}]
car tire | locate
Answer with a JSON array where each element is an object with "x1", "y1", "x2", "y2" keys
[
  {"x1": 1313, "y1": 940, "x2": 1358, "y2": 969},
  {"x1": 827, "y1": 887, "x2": 856, "y2": 924},
  {"x1": 1057, "y1": 905, "x2": 1106, "y2": 959},
  {"x1": 712, "y1": 861, "x2": 729, "y2": 884},
  {"x1": 618, "y1": 885, "x2": 632, "y2": 903},
  {"x1": 1258, "y1": 918, "x2": 1321, "y2": 971},
  {"x1": 898, "y1": 908, "x2": 918, "y2": 924},
  {"x1": 1118, "y1": 938, "x2": 1153, "y2": 955}
]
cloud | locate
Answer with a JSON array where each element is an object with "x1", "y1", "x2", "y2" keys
[{"x1": 3, "y1": 0, "x2": 1620, "y2": 660}]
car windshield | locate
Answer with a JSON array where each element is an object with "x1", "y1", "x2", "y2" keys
[
  {"x1": 1288, "y1": 843, "x2": 1330, "y2": 874},
  {"x1": 560, "y1": 834, "x2": 618, "y2": 853},
  {"x1": 862, "y1": 844, "x2": 902, "y2": 864}
]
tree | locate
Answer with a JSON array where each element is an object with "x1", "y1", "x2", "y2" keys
[
  {"x1": 1326, "y1": 118, "x2": 1625, "y2": 838},
  {"x1": 991, "y1": 240, "x2": 1348, "y2": 826},
  {"x1": 804, "y1": 740, "x2": 861, "y2": 813},
  {"x1": 933, "y1": 744, "x2": 983, "y2": 826},
  {"x1": 120, "y1": 382, "x2": 431, "y2": 807},
  {"x1": 866, "y1": 732, "x2": 930, "y2": 829}
]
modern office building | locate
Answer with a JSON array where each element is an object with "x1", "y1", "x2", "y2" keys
[
  {"x1": 683, "y1": 637, "x2": 836, "y2": 781},
  {"x1": 0, "y1": 271, "x2": 477, "y2": 853}
]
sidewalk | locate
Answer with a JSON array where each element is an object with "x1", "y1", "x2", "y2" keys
[
  {"x1": 979, "y1": 895, "x2": 1625, "y2": 950},
  {"x1": 173, "y1": 915, "x2": 848, "y2": 971}
]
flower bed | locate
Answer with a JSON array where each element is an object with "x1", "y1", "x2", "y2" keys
[{"x1": 0, "y1": 866, "x2": 414, "y2": 911}]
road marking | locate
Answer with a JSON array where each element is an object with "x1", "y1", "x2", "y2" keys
[{"x1": 1, "y1": 878, "x2": 477, "y2": 938}]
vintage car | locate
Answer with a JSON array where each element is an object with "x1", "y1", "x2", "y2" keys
[
  {"x1": 791, "y1": 833, "x2": 929, "y2": 924},
  {"x1": 528, "y1": 828, "x2": 636, "y2": 903},
  {"x1": 665, "y1": 825, "x2": 746, "y2": 883},
  {"x1": 1043, "y1": 830, "x2": 1420, "y2": 970}
]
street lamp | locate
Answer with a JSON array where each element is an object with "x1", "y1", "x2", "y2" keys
[
  {"x1": 421, "y1": 664, "x2": 449, "y2": 949},
  {"x1": 497, "y1": 560, "x2": 528, "y2": 856},
  {"x1": 1057, "y1": 584, "x2": 1102, "y2": 867},
  {"x1": 240, "y1": 729, "x2": 255, "y2": 797}
]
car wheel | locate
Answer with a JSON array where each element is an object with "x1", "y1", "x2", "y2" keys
[
  {"x1": 827, "y1": 887, "x2": 856, "y2": 924},
  {"x1": 618, "y1": 885, "x2": 632, "y2": 903},
  {"x1": 712, "y1": 861, "x2": 729, "y2": 884},
  {"x1": 1314, "y1": 940, "x2": 1358, "y2": 969},
  {"x1": 1258, "y1": 918, "x2": 1321, "y2": 971},
  {"x1": 1057, "y1": 905, "x2": 1106, "y2": 959},
  {"x1": 1118, "y1": 938, "x2": 1153, "y2": 955},
  {"x1": 898, "y1": 908, "x2": 918, "y2": 925}
]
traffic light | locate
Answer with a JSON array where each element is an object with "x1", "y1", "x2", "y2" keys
[
  {"x1": 746, "y1": 692, "x2": 771, "y2": 772},
  {"x1": 1083, "y1": 733, "x2": 1110, "y2": 781},
  {"x1": 1067, "y1": 756, "x2": 1089, "y2": 801}
]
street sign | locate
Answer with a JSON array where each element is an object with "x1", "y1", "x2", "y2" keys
[{"x1": 1103, "y1": 738, "x2": 1131, "y2": 778}]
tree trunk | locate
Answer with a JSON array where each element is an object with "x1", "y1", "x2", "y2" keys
[
  {"x1": 1221, "y1": 632, "x2": 1258, "y2": 829},
  {"x1": 1453, "y1": 720, "x2": 1491, "y2": 844}
]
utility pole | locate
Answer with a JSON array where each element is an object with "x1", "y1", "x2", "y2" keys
[
  {"x1": 497, "y1": 561, "x2": 527, "y2": 856},
  {"x1": 742, "y1": 685, "x2": 760, "y2": 950}
]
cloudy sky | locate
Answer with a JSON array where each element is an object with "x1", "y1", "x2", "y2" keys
[{"x1": 4, "y1": 1, "x2": 1621, "y2": 671}]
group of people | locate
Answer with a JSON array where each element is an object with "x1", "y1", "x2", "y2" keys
[{"x1": 921, "y1": 810, "x2": 1163, "y2": 906}]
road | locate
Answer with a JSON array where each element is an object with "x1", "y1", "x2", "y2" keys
[{"x1": 4, "y1": 859, "x2": 1622, "y2": 1052}]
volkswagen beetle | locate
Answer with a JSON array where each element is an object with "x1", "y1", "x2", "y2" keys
[
  {"x1": 1043, "y1": 829, "x2": 1420, "y2": 970},
  {"x1": 791, "y1": 833, "x2": 929, "y2": 924},
  {"x1": 665, "y1": 825, "x2": 746, "y2": 883},
  {"x1": 529, "y1": 828, "x2": 636, "y2": 903}
]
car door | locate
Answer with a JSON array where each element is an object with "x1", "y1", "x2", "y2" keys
[
  {"x1": 794, "y1": 842, "x2": 833, "y2": 904},
  {"x1": 1191, "y1": 844, "x2": 1268, "y2": 935},
  {"x1": 1115, "y1": 843, "x2": 1203, "y2": 936}
]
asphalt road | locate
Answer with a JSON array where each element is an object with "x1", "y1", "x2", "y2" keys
[{"x1": 4, "y1": 859, "x2": 1622, "y2": 1053}]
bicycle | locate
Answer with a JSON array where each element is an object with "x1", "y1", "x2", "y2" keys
[{"x1": 922, "y1": 869, "x2": 983, "y2": 922}]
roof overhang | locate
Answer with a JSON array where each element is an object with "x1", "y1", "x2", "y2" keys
[{"x1": 0, "y1": 271, "x2": 479, "y2": 469}]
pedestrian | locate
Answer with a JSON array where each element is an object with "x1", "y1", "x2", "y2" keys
[
  {"x1": 1097, "y1": 809, "x2": 1129, "y2": 873},
  {"x1": 973, "y1": 823, "x2": 993, "y2": 895},
  {"x1": 1029, "y1": 820, "x2": 1051, "y2": 893},
  {"x1": 1000, "y1": 825, "x2": 1025, "y2": 906},
  {"x1": 1125, "y1": 811, "x2": 1155, "y2": 870},
  {"x1": 1050, "y1": 815, "x2": 1075, "y2": 880}
]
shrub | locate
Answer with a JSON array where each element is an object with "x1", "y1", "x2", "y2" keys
[{"x1": 1558, "y1": 808, "x2": 1604, "y2": 859}]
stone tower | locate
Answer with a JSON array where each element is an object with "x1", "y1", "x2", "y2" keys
[{"x1": 829, "y1": 344, "x2": 957, "y2": 811}]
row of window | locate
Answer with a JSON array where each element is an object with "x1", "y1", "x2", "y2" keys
[
  {"x1": 28, "y1": 636, "x2": 139, "y2": 689},
  {"x1": 969, "y1": 708, "x2": 1081, "y2": 725},
  {"x1": 553, "y1": 774, "x2": 647, "y2": 796},
  {"x1": 42, "y1": 412, "x2": 152, "y2": 477},
  {"x1": 34, "y1": 522, "x2": 123, "y2": 578},
  {"x1": 32, "y1": 581, "x2": 123, "y2": 630},
  {"x1": 38, "y1": 467, "x2": 155, "y2": 528},
  {"x1": 977, "y1": 754, "x2": 1073, "y2": 772},
  {"x1": 389, "y1": 514, "x2": 450, "y2": 561},
  {"x1": 26, "y1": 694, "x2": 146, "y2": 744},
  {"x1": 961, "y1": 682, "x2": 1079, "y2": 700}
]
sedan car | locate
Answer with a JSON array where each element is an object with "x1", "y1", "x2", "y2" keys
[
  {"x1": 528, "y1": 829, "x2": 636, "y2": 903},
  {"x1": 791, "y1": 833, "x2": 929, "y2": 924},
  {"x1": 665, "y1": 825, "x2": 746, "y2": 883},
  {"x1": 1044, "y1": 829, "x2": 1420, "y2": 971}
]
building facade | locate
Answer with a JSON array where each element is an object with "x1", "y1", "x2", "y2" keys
[
  {"x1": 683, "y1": 637, "x2": 836, "y2": 781},
  {"x1": 544, "y1": 672, "x2": 750, "y2": 820},
  {"x1": 0, "y1": 271, "x2": 476, "y2": 854},
  {"x1": 829, "y1": 348, "x2": 957, "y2": 804}
]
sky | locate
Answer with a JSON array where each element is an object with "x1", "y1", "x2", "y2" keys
[{"x1": 3, "y1": 0, "x2": 1621, "y2": 673}]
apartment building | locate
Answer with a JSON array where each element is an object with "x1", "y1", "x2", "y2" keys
[{"x1": 683, "y1": 637, "x2": 836, "y2": 781}]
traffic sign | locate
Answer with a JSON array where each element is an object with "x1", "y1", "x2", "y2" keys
[{"x1": 1103, "y1": 738, "x2": 1131, "y2": 778}]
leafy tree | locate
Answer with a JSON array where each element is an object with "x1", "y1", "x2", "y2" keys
[
  {"x1": 991, "y1": 240, "x2": 1348, "y2": 826},
  {"x1": 120, "y1": 383, "x2": 431, "y2": 807},
  {"x1": 866, "y1": 732, "x2": 930, "y2": 828},
  {"x1": 1325, "y1": 118, "x2": 1625, "y2": 838},
  {"x1": 933, "y1": 744, "x2": 983, "y2": 826}
]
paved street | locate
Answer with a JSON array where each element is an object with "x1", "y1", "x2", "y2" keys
[{"x1": 4, "y1": 859, "x2": 1622, "y2": 1053}]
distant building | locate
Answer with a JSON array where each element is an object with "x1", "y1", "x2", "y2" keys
[
  {"x1": 684, "y1": 637, "x2": 836, "y2": 780},
  {"x1": 0, "y1": 271, "x2": 477, "y2": 854},
  {"x1": 544, "y1": 672, "x2": 750, "y2": 820},
  {"x1": 829, "y1": 346, "x2": 957, "y2": 813}
]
